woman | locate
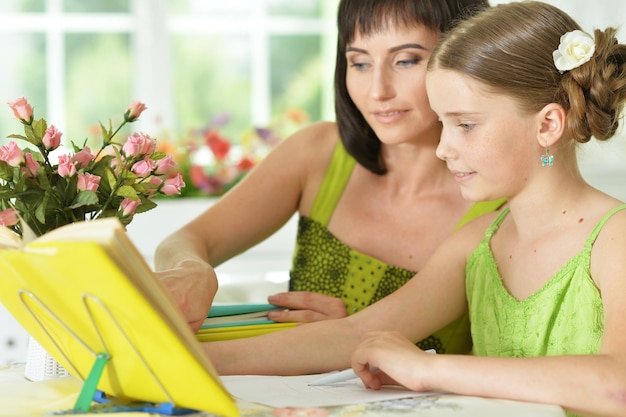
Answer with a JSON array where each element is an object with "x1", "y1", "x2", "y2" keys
[{"x1": 155, "y1": 0, "x2": 500, "y2": 355}]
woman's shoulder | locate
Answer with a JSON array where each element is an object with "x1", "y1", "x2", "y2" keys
[
  {"x1": 276, "y1": 121, "x2": 340, "y2": 167},
  {"x1": 283, "y1": 121, "x2": 339, "y2": 147}
]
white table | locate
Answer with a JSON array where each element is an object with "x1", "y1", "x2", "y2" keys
[{"x1": 0, "y1": 363, "x2": 566, "y2": 417}]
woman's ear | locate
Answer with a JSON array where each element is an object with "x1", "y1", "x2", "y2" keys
[{"x1": 536, "y1": 103, "x2": 566, "y2": 148}]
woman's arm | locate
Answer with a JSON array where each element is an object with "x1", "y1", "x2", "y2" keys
[
  {"x1": 201, "y1": 219, "x2": 481, "y2": 375},
  {"x1": 154, "y1": 122, "x2": 338, "y2": 331}
]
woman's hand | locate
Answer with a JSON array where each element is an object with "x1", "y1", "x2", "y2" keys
[
  {"x1": 267, "y1": 291, "x2": 348, "y2": 323},
  {"x1": 155, "y1": 260, "x2": 218, "y2": 333},
  {"x1": 351, "y1": 331, "x2": 435, "y2": 392}
]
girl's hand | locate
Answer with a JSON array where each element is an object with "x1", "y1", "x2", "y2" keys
[
  {"x1": 267, "y1": 291, "x2": 348, "y2": 323},
  {"x1": 351, "y1": 331, "x2": 435, "y2": 392}
]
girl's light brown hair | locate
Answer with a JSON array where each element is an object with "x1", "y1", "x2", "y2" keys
[{"x1": 430, "y1": 1, "x2": 626, "y2": 144}]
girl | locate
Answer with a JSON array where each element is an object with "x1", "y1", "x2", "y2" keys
[{"x1": 350, "y1": 2, "x2": 626, "y2": 416}]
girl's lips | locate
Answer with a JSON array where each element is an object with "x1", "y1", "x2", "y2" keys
[{"x1": 451, "y1": 170, "x2": 476, "y2": 182}]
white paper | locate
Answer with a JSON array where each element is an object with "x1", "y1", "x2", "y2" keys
[{"x1": 220, "y1": 372, "x2": 432, "y2": 408}]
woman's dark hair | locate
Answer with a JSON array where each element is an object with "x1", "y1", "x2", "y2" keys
[{"x1": 334, "y1": 0, "x2": 490, "y2": 174}]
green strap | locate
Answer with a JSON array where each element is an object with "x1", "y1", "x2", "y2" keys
[
  {"x1": 454, "y1": 198, "x2": 507, "y2": 231},
  {"x1": 310, "y1": 140, "x2": 506, "y2": 230},
  {"x1": 73, "y1": 352, "x2": 111, "y2": 412},
  {"x1": 310, "y1": 141, "x2": 356, "y2": 226}
]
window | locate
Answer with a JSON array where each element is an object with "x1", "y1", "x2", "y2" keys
[{"x1": 0, "y1": 0, "x2": 339, "y2": 144}]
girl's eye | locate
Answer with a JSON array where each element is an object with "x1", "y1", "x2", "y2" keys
[{"x1": 459, "y1": 123, "x2": 475, "y2": 132}]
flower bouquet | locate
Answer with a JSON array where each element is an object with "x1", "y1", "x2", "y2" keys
[
  {"x1": 0, "y1": 97, "x2": 185, "y2": 238},
  {"x1": 1, "y1": 97, "x2": 185, "y2": 381}
]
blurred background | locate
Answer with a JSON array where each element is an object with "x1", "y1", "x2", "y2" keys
[{"x1": 1, "y1": 0, "x2": 625, "y2": 364}]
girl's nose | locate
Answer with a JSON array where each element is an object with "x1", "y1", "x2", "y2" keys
[{"x1": 435, "y1": 129, "x2": 454, "y2": 162}]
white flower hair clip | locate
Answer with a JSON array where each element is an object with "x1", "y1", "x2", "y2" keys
[{"x1": 552, "y1": 29, "x2": 596, "y2": 73}]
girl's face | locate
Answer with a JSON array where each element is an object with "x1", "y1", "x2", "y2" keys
[
  {"x1": 345, "y1": 25, "x2": 440, "y2": 145},
  {"x1": 426, "y1": 68, "x2": 539, "y2": 202}
]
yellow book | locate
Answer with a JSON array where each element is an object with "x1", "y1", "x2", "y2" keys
[
  {"x1": 197, "y1": 322, "x2": 296, "y2": 342},
  {"x1": 0, "y1": 218, "x2": 238, "y2": 417}
]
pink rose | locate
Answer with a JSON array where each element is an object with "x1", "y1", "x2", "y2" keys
[
  {"x1": 122, "y1": 132, "x2": 155, "y2": 157},
  {"x1": 22, "y1": 153, "x2": 40, "y2": 178},
  {"x1": 148, "y1": 176, "x2": 163, "y2": 186},
  {"x1": 0, "y1": 208, "x2": 18, "y2": 227},
  {"x1": 120, "y1": 198, "x2": 140, "y2": 217},
  {"x1": 7, "y1": 97, "x2": 33, "y2": 124},
  {"x1": 124, "y1": 100, "x2": 147, "y2": 123},
  {"x1": 72, "y1": 147, "x2": 95, "y2": 169},
  {"x1": 77, "y1": 172, "x2": 101, "y2": 192},
  {"x1": 0, "y1": 141, "x2": 25, "y2": 167},
  {"x1": 57, "y1": 154, "x2": 76, "y2": 178},
  {"x1": 161, "y1": 173, "x2": 185, "y2": 196},
  {"x1": 131, "y1": 159, "x2": 156, "y2": 177},
  {"x1": 154, "y1": 154, "x2": 176, "y2": 175},
  {"x1": 42, "y1": 125, "x2": 63, "y2": 150}
]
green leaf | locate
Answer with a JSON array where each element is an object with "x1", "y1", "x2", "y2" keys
[
  {"x1": 115, "y1": 185, "x2": 139, "y2": 200},
  {"x1": 134, "y1": 196, "x2": 157, "y2": 214},
  {"x1": 6, "y1": 134, "x2": 29, "y2": 142},
  {"x1": 34, "y1": 194, "x2": 48, "y2": 224},
  {"x1": 100, "y1": 120, "x2": 113, "y2": 144},
  {"x1": 150, "y1": 151, "x2": 167, "y2": 161},
  {"x1": 69, "y1": 190, "x2": 99, "y2": 209},
  {"x1": 0, "y1": 162, "x2": 14, "y2": 181},
  {"x1": 105, "y1": 169, "x2": 117, "y2": 189},
  {"x1": 31, "y1": 118, "x2": 48, "y2": 144}
]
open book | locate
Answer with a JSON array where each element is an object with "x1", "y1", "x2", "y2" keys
[{"x1": 0, "y1": 218, "x2": 237, "y2": 416}]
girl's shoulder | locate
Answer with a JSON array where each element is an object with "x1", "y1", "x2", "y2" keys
[{"x1": 443, "y1": 209, "x2": 504, "y2": 258}]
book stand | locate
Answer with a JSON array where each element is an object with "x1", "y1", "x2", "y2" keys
[{"x1": 19, "y1": 289, "x2": 197, "y2": 415}]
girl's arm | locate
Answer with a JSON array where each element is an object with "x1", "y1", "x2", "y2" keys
[{"x1": 353, "y1": 210, "x2": 626, "y2": 417}]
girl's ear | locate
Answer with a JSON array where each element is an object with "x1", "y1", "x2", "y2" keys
[{"x1": 536, "y1": 103, "x2": 566, "y2": 148}]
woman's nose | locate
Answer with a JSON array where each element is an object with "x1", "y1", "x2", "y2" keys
[{"x1": 370, "y1": 67, "x2": 395, "y2": 101}]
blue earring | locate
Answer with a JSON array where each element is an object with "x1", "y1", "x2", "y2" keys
[{"x1": 541, "y1": 146, "x2": 554, "y2": 167}]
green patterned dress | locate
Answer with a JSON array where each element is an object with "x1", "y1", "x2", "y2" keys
[{"x1": 290, "y1": 141, "x2": 505, "y2": 354}]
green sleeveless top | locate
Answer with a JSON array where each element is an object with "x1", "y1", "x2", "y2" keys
[
  {"x1": 290, "y1": 141, "x2": 506, "y2": 354},
  {"x1": 467, "y1": 204, "x2": 626, "y2": 358}
]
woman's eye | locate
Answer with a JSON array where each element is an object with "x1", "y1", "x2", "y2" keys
[
  {"x1": 459, "y1": 123, "x2": 475, "y2": 132},
  {"x1": 349, "y1": 62, "x2": 369, "y2": 71},
  {"x1": 396, "y1": 58, "x2": 420, "y2": 68}
]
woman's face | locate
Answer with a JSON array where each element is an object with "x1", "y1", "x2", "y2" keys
[{"x1": 345, "y1": 25, "x2": 440, "y2": 145}]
